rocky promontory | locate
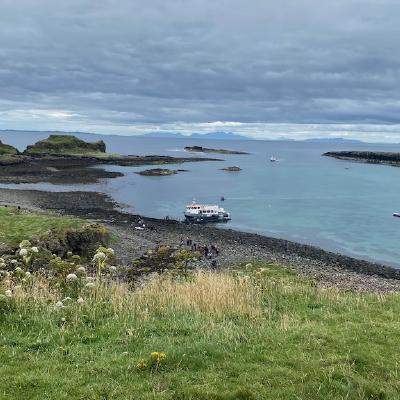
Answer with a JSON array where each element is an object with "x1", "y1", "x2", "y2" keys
[
  {"x1": 185, "y1": 145, "x2": 249, "y2": 155},
  {"x1": 136, "y1": 168, "x2": 187, "y2": 176},
  {"x1": 324, "y1": 150, "x2": 400, "y2": 166},
  {"x1": 220, "y1": 166, "x2": 242, "y2": 172},
  {"x1": 24, "y1": 134, "x2": 106, "y2": 157},
  {"x1": 0, "y1": 135, "x2": 221, "y2": 184}
]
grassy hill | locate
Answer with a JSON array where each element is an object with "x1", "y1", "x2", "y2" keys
[{"x1": 1, "y1": 259, "x2": 399, "y2": 399}]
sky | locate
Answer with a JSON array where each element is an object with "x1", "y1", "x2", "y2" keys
[{"x1": 1, "y1": 0, "x2": 400, "y2": 141}]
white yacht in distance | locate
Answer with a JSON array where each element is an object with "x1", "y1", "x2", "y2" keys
[
  {"x1": 270, "y1": 155, "x2": 278, "y2": 162},
  {"x1": 184, "y1": 202, "x2": 231, "y2": 223}
]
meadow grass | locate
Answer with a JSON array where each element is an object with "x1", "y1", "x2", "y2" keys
[
  {"x1": 1, "y1": 264, "x2": 399, "y2": 399},
  {"x1": 0, "y1": 206, "x2": 85, "y2": 246}
]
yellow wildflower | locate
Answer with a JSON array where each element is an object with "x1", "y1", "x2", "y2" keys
[{"x1": 136, "y1": 359, "x2": 148, "y2": 370}]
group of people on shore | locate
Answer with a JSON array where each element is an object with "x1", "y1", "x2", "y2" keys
[
  {"x1": 182, "y1": 237, "x2": 220, "y2": 261},
  {"x1": 134, "y1": 217, "x2": 155, "y2": 231}
]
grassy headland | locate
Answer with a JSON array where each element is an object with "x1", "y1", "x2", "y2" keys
[
  {"x1": 1, "y1": 261, "x2": 400, "y2": 399},
  {"x1": 0, "y1": 206, "x2": 86, "y2": 247},
  {"x1": 0, "y1": 135, "x2": 221, "y2": 184},
  {"x1": 324, "y1": 150, "x2": 400, "y2": 166}
]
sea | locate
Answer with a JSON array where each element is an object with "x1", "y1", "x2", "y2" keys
[{"x1": 2, "y1": 130, "x2": 400, "y2": 268}]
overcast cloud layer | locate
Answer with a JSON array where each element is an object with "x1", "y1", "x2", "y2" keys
[{"x1": 1, "y1": 0, "x2": 400, "y2": 140}]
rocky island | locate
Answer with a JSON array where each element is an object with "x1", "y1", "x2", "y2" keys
[
  {"x1": 184, "y1": 145, "x2": 249, "y2": 155},
  {"x1": 0, "y1": 135, "x2": 221, "y2": 184},
  {"x1": 323, "y1": 150, "x2": 400, "y2": 166},
  {"x1": 221, "y1": 166, "x2": 242, "y2": 171},
  {"x1": 135, "y1": 168, "x2": 187, "y2": 176}
]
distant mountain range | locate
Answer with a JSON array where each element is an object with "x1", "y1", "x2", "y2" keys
[
  {"x1": 0, "y1": 129, "x2": 368, "y2": 143},
  {"x1": 303, "y1": 137, "x2": 365, "y2": 144},
  {"x1": 142, "y1": 131, "x2": 250, "y2": 140},
  {"x1": 140, "y1": 132, "x2": 366, "y2": 143}
]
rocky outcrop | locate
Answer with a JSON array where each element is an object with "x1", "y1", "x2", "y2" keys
[
  {"x1": 221, "y1": 166, "x2": 242, "y2": 172},
  {"x1": 0, "y1": 242, "x2": 12, "y2": 256},
  {"x1": 24, "y1": 135, "x2": 106, "y2": 156},
  {"x1": 32, "y1": 223, "x2": 110, "y2": 260},
  {"x1": 185, "y1": 146, "x2": 249, "y2": 155},
  {"x1": 0, "y1": 135, "x2": 220, "y2": 184},
  {"x1": 135, "y1": 168, "x2": 187, "y2": 176}
]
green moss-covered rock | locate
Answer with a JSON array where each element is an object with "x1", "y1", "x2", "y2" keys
[
  {"x1": 32, "y1": 223, "x2": 110, "y2": 260},
  {"x1": 0, "y1": 141, "x2": 22, "y2": 165},
  {"x1": 0, "y1": 141, "x2": 19, "y2": 156},
  {"x1": 24, "y1": 135, "x2": 106, "y2": 157}
]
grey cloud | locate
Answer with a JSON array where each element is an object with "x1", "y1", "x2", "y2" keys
[{"x1": 1, "y1": 0, "x2": 400, "y2": 133}]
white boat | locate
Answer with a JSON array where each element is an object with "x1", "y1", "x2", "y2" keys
[
  {"x1": 184, "y1": 202, "x2": 231, "y2": 223},
  {"x1": 270, "y1": 155, "x2": 278, "y2": 162},
  {"x1": 393, "y1": 213, "x2": 400, "y2": 218}
]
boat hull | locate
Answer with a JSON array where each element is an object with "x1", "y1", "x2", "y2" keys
[{"x1": 184, "y1": 214, "x2": 230, "y2": 223}]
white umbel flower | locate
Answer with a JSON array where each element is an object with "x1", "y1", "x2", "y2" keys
[
  {"x1": 19, "y1": 248, "x2": 28, "y2": 257},
  {"x1": 77, "y1": 297, "x2": 84, "y2": 305},
  {"x1": 31, "y1": 247, "x2": 39, "y2": 253},
  {"x1": 85, "y1": 282, "x2": 95, "y2": 288},
  {"x1": 77, "y1": 266, "x2": 86, "y2": 273},
  {"x1": 66, "y1": 273, "x2": 78, "y2": 282},
  {"x1": 55, "y1": 301, "x2": 64, "y2": 309},
  {"x1": 4, "y1": 289, "x2": 12, "y2": 297},
  {"x1": 93, "y1": 252, "x2": 106, "y2": 261}
]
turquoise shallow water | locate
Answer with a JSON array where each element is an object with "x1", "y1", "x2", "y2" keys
[{"x1": 2, "y1": 131, "x2": 400, "y2": 267}]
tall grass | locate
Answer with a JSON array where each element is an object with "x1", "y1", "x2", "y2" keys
[
  {"x1": 9, "y1": 271, "x2": 262, "y2": 318},
  {"x1": 1, "y1": 264, "x2": 400, "y2": 399}
]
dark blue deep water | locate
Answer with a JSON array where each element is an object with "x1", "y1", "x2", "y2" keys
[{"x1": 2, "y1": 131, "x2": 400, "y2": 267}]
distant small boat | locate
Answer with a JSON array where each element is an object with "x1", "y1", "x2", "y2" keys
[
  {"x1": 220, "y1": 196, "x2": 225, "y2": 201},
  {"x1": 270, "y1": 155, "x2": 278, "y2": 162},
  {"x1": 393, "y1": 213, "x2": 400, "y2": 218}
]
